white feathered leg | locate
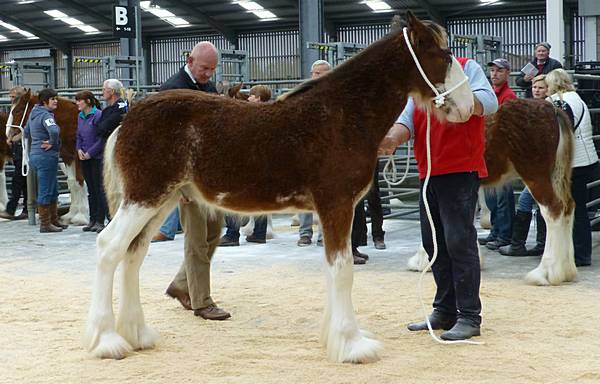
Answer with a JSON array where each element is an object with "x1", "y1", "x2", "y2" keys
[
  {"x1": 60, "y1": 162, "x2": 89, "y2": 225},
  {"x1": 407, "y1": 245, "x2": 430, "y2": 272},
  {"x1": 0, "y1": 168, "x2": 7, "y2": 212},
  {"x1": 115, "y1": 200, "x2": 176, "y2": 350},
  {"x1": 478, "y1": 188, "x2": 491, "y2": 229},
  {"x1": 526, "y1": 207, "x2": 576, "y2": 285},
  {"x1": 84, "y1": 203, "x2": 157, "y2": 359},
  {"x1": 323, "y1": 250, "x2": 381, "y2": 363}
]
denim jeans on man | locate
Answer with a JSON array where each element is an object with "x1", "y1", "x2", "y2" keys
[
  {"x1": 298, "y1": 213, "x2": 323, "y2": 242},
  {"x1": 224, "y1": 214, "x2": 267, "y2": 240},
  {"x1": 159, "y1": 208, "x2": 182, "y2": 240},
  {"x1": 517, "y1": 186, "x2": 534, "y2": 213},
  {"x1": 484, "y1": 184, "x2": 514, "y2": 242}
]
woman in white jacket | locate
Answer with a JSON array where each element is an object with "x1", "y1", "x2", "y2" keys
[{"x1": 546, "y1": 68, "x2": 599, "y2": 266}]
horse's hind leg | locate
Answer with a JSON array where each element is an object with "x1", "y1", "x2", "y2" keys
[
  {"x1": 318, "y1": 201, "x2": 381, "y2": 363},
  {"x1": 0, "y1": 166, "x2": 7, "y2": 211},
  {"x1": 60, "y1": 161, "x2": 88, "y2": 225},
  {"x1": 116, "y1": 195, "x2": 178, "y2": 351},
  {"x1": 83, "y1": 202, "x2": 159, "y2": 359},
  {"x1": 524, "y1": 183, "x2": 576, "y2": 285}
]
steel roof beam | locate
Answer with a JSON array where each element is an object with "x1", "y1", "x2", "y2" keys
[{"x1": 175, "y1": 0, "x2": 238, "y2": 46}]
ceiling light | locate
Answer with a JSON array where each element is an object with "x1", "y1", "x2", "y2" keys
[
  {"x1": 234, "y1": 1, "x2": 264, "y2": 11},
  {"x1": 44, "y1": 9, "x2": 68, "y2": 18},
  {"x1": 361, "y1": 0, "x2": 391, "y2": 11},
  {"x1": 148, "y1": 8, "x2": 175, "y2": 18},
  {"x1": 252, "y1": 10, "x2": 276, "y2": 19},
  {"x1": 165, "y1": 17, "x2": 190, "y2": 27},
  {"x1": 62, "y1": 17, "x2": 84, "y2": 26},
  {"x1": 0, "y1": 34, "x2": 7, "y2": 40},
  {"x1": 77, "y1": 25, "x2": 99, "y2": 33}
]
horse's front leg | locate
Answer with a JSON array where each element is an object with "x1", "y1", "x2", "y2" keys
[
  {"x1": 525, "y1": 206, "x2": 577, "y2": 285},
  {"x1": 319, "y1": 203, "x2": 381, "y2": 363},
  {"x1": 84, "y1": 203, "x2": 155, "y2": 359}
]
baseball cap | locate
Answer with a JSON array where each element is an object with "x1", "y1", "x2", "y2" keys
[{"x1": 487, "y1": 58, "x2": 510, "y2": 70}]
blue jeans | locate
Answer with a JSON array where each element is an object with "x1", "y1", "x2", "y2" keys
[
  {"x1": 484, "y1": 184, "x2": 515, "y2": 242},
  {"x1": 517, "y1": 187, "x2": 535, "y2": 213},
  {"x1": 29, "y1": 153, "x2": 58, "y2": 205},
  {"x1": 159, "y1": 208, "x2": 181, "y2": 240},
  {"x1": 298, "y1": 212, "x2": 322, "y2": 241}
]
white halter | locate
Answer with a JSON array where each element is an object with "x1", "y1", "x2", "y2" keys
[
  {"x1": 402, "y1": 27, "x2": 468, "y2": 108},
  {"x1": 5, "y1": 100, "x2": 31, "y2": 176}
]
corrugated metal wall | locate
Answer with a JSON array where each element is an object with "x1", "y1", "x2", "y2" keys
[
  {"x1": 239, "y1": 30, "x2": 300, "y2": 82},
  {"x1": 336, "y1": 24, "x2": 389, "y2": 45},
  {"x1": 150, "y1": 35, "x2": 231, "y2": 85},
  {"x1": 447, "y1": 14, "x2": 586, "y2": 70}
]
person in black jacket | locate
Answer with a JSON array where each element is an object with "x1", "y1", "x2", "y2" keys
[
  {"x1": 515, "y1": 42, "x2": 562, "y2": 98},
  {"x1": 160, "y1": 41, "x2": 231, "y2": 321},
  {"x1": 97, "y1": 78, "x2": 128, "y2": 139}
]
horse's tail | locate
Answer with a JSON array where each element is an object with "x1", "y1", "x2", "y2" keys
[
  {"x1": 103, "y1": 126, "x2": 123, "y2": 217},
  {"x1": 553, "y1": 108, "x2": 575, "y2": 214}
]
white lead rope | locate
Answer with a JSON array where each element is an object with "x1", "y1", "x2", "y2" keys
[
  {"x1": 402, "y1": 27, "x2": 483, "y2": 346},
  {"x1": 5, "y1": 101, "x2": 30, "y2": 177}
]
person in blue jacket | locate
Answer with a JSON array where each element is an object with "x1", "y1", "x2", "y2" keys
[{"x1": 24, "y1": 88, "x2": 63, "y2": 233}]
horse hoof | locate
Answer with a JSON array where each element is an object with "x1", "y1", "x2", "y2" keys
[
  {"x1": 407, "y1": 248, "x2": 430, "y2": 272},
  {"x1": 88, "y1": 331, "x2": 133, "y2": 359},
  {"x1": 117, "y1": 321, "x2": 160, "y2": 351},
  {"x1": 327, "y1": 330, "x2": 382, "y2": 364}
]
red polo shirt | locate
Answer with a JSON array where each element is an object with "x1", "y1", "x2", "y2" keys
[{"x1": 493, "y1": 81, "x2": 517, "y2": 105}]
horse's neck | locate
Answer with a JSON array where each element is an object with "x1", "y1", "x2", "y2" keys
[{"x1": 310, "y1": 36, "x2": 414, "y2": 146}]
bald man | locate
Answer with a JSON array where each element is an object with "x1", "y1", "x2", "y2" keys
[{"x1": 159, "y1": 41, "x2": 231, "y2": 321}]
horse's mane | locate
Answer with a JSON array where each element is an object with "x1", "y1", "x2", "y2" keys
[
  {"x1": 277, "y1": 12, "x2": 445, "y2": 103},
  {"x1": 277, "y1": 29, "x2": 400, "y2": 103}
]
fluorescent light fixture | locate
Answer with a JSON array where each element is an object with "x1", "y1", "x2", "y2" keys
[
  {"x1": 361, "y1": 0, "x2": 391, "y2": 11},
  {"x1": 480, "y1": 0, "x2": 500, "y2": 3},
  {"x1": 62, "y1": 17, "x2": 84, "y2": 26},
  {"x1": 44, "y1": 9, "x2": 100, "y2": 33},
  {"x1": 252, "y1": 10, "x2": 276, "y2": 19},
  {"x1": 234, "y1": 1, "x2": 264, "y2": 11},
  {"x1": 165, "y1": 17, "x2": 190, "y2": 27},
  {"x1": 17, "y1": 1, "x2": 37, "y2": 4},
  {"x1": 44, "y1": 9, "x2": 67, "y2": 18},
  {"x1": 17, "y1": 30, "x2": 36, "y2": 37},
  {"x1": 139, "y1": 2, "x2": 190, "y2": 28},
  {"x1": 0, "y1": 21, "x2": 37, "y2": 39},
  {"x1": 0, "y1": 34, "x2": 7, "y2": 40},
  {"x1": 77, "y1": 25, "x2": 99, "y2": 33},
  {"x1": 0, "y1": 22, "x2": 20, "y2": 31},
  {"x1": 148, "y1": 8, "x2": 175, "y2": 18}
]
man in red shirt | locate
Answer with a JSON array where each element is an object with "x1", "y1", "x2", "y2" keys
[{"x1": 479, "y1": 58, "x2": 517, "y2": 251}]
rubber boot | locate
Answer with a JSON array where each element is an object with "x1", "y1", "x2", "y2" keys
[
  {"x1": 39, "y1": 205, "x2": 63, "y2": 233},
  {"x1": 50, "y1": 202, "x2": 68, "y2": 229},
  {"x1": 526, "y1": 210, "x2": 546, "y2": 256},
  {"x1": 499, "y1": 210, "x2": 532, "y2": 256}
]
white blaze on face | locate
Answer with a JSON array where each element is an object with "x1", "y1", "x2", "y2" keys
[{"x1": 441, "y1": 56, "x2": 474, "y2": 123}]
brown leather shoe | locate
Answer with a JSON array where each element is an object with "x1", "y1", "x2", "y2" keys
[
  {"x1": 165, "y1": 284, "x2": 192, "y2": 310},
  {"x1": 194, "y1": 304, "x2": 231, "y2": 320},
  {"x1": 152, "y1": 232, "x2": 172, "y2": 243}
]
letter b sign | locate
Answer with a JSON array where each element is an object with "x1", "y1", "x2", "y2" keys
[{"x1": 113, "y1": 5, "x2": 135, "y2": 38}]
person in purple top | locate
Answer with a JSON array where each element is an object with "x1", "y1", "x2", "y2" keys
[{"x1": 75, "y1": 90, "x2": 106, "y2": 233}]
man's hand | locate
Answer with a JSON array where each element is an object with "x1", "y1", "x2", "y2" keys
[
  {"x1": 41, "y1": 140, "x2": 52, "y2": 151},
  {"x1": 378, "y1": 124, "x2": 410, "y2": 156},
  {"x1": 524, "y1": 73, "x2": 534, "y2": 82}
]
